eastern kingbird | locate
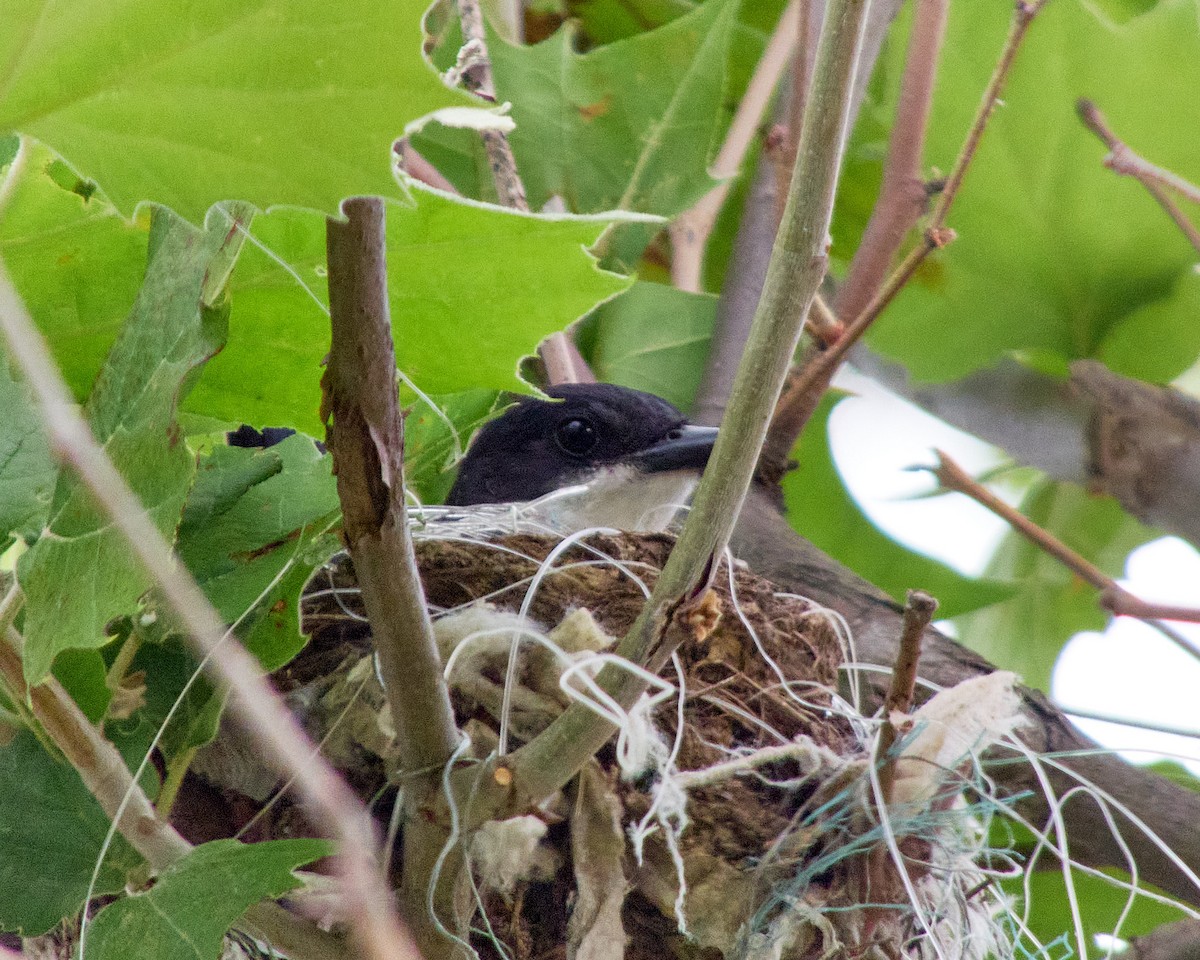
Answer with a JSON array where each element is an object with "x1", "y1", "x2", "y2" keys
[{"x1": 446, "y1": 383, "x2": 719, "y2": 533}]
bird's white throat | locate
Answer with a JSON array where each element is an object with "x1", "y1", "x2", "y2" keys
[{"x1": 527, "y1": 465, "x2": 700, "y2": 534}]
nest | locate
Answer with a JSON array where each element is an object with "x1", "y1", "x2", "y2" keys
[{"x1": 193, "y1": 529, "x2": 1023, "y2": 960}]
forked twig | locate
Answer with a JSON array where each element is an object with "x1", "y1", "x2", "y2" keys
[{"x1": 1077, "y1": 98, "x2": 1200, "y2": 256}]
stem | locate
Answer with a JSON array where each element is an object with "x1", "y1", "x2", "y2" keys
[
  {"x1": 155, "y1": 745, "x2": 197, "y2": 819},
  {"x1": 670, "y1": 0, "x2": 800, "y2": 293},
  {"x1": 765, "y1": 0, "x2": 1048, "y2": 462},
  {"x1": 457, "y1": 0, "x2": 876, "y2": 825},
  {"x1": 834, "y1": 0, "x2": 948, "y2": 323},
  {"x1": 324, "y1": 198, "x2": 462, "y2": 960},
  {"x1": 929, "y1": 450, "x2": 1200, "y2": 654},
  {"x1": 927, "y1": 0, "x2": 1048, "y2": 229},
  {"x1": 454, "y1": 0, "x2": 529, "y2": 211},
  {"x1": 0, "y1": 261, "x2": 414, "y2": 960},
  {"x1": 1077, "y1": 98, "x2": 1200, "y2": 255}
]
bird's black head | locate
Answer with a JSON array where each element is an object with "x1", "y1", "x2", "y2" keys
[{"x1": 446, "y1": 383, "x2": 717, "y2": 511}]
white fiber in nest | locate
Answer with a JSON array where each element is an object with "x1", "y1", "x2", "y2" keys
[
  {"x1": 891, "y1": 671, "x2": 1026, "y2": 807},
  {"x1": 470, "y1": 815, "x2": 555, "y2": 896}
]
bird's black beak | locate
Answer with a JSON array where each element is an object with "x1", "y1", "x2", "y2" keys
[{"x1": 629, "y1": 424, "x2": 719, "y2": 474}]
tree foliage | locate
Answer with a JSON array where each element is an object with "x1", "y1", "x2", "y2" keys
[{"x1": 2, "y1": 0, "x2": 1199, "y2": 956}]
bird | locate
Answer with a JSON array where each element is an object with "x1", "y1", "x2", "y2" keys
[{"x1": 445, "y1": 383, "x2": 718, "y2": 534}]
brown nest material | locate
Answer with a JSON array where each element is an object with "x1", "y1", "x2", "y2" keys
[{"x1": 191, "y1": 531, "x2": 1013, "y2": 960}]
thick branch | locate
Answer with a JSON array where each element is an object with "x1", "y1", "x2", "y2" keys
[
  {"x1": 324, "y1": 198, "x2": 463, "y2": 960},
  {"x1": 0, "y1": 263, "x2": 413, "y2": 960}
]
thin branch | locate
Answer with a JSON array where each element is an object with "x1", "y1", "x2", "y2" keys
[
  {"x1": 927, "y1": 0, "x2": 1049, "y2": 228},
  {"x1": 763, "y1": 0, "x2": 1049, "y2": 464},
  {"x1": 457, "y1": 0, "x2": 876, "y2": 825},
  {"x1": 538, "y1": 331, "x2": 596, "y2": 386},
  {"x1": 0, "y1": 625, "x2": 349, "y2": 960},
  {"x1": 670, "y1": 0, "x2": 800, "y2": 293},
  {"x1": 0, "y1": 262, "x2": 415, "y2": 960},
  {"x1": 454, "y1": 0, "x2": 529, "y2": 211},
  {"x1": 761, "y1": 226, "x2": 953, "y2": 478},
  {"x1": 324, "y1": 198, "x2": 463, "y2": 960},
  {"x1": 396, "y1": 140, "x2": 461, "y2": 195},
  {"x1": 929, "y1": 450, "x2": 1200, "y2": 643},
  {"x1": 1076, "y1": 98, "x2": 1200, "y2": 255},
  {"x1": 324, "y1": 198, "x2": 459, "y2": 773},
  {"x1": 834, "y1": 0, "x2": 948, "y2": 323}
]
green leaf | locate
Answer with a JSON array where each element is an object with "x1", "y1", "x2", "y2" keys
[
  {"x1": 0, "y1": 354, "x2": 55, "y2": 546},
  {"x1": 577, "y1": 281, "x2": 717, "y2": 413},
  {"x1": 204, "y1": 189, "x2": 631, "y2": 433},
  {"x1": 0, "y1": 139, "x2": 150, "y2": 402},
  {"x1": 176, "y1": 434, "x2": 341, "y2": 672},
  {"x1": 1005, "y1": 867, "x2": 1189, "y2": 958},
  {"x1": 865, "y1": 0, "x2": 1200, "y2": 382},
  {"x1": 17, "y1": 207, "x2": 247, "y2": 684},
  {"x1": 84, "y1": 838, "x2": 331, "y2": 960},
  {"x1": 953, "y1": 480, "x2": 1157, "y2": 691},
  {"x1": 405, "y1": 389, "x2": 507, "y2": 505},
  {"x1": 782, "y1": 396, "x2": 1014, "y2": 619},
  {"x1": 0, "y1": 0, "x2": 472, "y2": 222},
  {"x1": 491, "y1": 0, "x2": 738, "y2": 216},
  {"x1": 0, "y1": 730, "x2": 143, "y2": 935}
]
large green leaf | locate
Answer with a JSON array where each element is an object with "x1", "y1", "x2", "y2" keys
[
  {"x1": 203, "y1": 189, "x2": 632, "y2": 434},
  {"x1": 84, "y1": 838, "x2": 330, "y2": 960},
  {"x1": 866, "y1": 0, "x2": 1200, "y2": 382},
  {"x1": 0, "y1": 139, "x2": 149, "y2": 401},
  {"x1": 783, "y1": 396, "x2": 1015, "y2": 620},
  {"x1": 0, "y1": 0, "x2": 472, "y2": 222},
  {"x1": 576, "y1": 280, "x2": 718, "y2": 413},
  {"x1": 490, "y1": 0, "x2": 738, "y2": 216},
  {"x1": 0, "y1": 356, "x2": 55, "y2": 546},
  {"x1": 953, "y1": 480, "x2": 1157, "y2": 691},
  {"x1": 17, "y1": 207, "x2": 247, "y2": 684},
  {"x1": 0, "y1": 730, "x2": 143, "y2": 935},
  {"x1": 176, "y1": 434, "x2": 341, "y2": 671}
]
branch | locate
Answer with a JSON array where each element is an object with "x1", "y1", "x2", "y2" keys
[
  {"x1": 929, "y1": 450, "x2": 1200, "y2": 644},
  {"x1": 0, "y1": 263, "x2": 415, "y2": 960},
  {"x1": 462, "y1": 0, "x2": 876, "y2": 824},
  {"x1": 454, "y1": 0, "x2": 529, "y2": 210},
  {"x1": 670, "y1": 0, "x2": 800, "y2": 293},
  {"x1": 323, "y1": 198, "x2": 462, "y2": 960},
  {"x1": 538, "y1": 331, "x2": 596, "y2": 386},
  {"x1": 324, "y1": 198, "x2": 459, "y2": 773},
  {"x1": 0, "y1": 624, "x2": 349, "y2": 960},
  {"x1": 1076, "y1": 98, "x2": 1200, "y2": 255},
  {"x1": 834, "y1": 0, "x2": 948, "y2": 324}
]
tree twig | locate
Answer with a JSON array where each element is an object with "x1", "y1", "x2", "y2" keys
[
  {"x1": 834, "y1": 0, "x2": 948, "y2": 324},
  {"x1": 928, "y1": 450, "x2": 1200, "y2": 639},
  {"x1": 538, "y1": 331, "x2": 596, "y2": 386},
  {"x1": 761, "y1": 226, "x2": 953, "y2": 479},
  {"x1": 763, "y1": 0, "x2": 1050, "y2": 466},
  {"x1": 670, "y1": 0, "x2": 801, "y2": 293},
  {"x1": 1076, "y1": 98, "x2": 1200, "y2": 255},
  {"x1": 0, "y1": 625, "x2": 349, "y2": 960},
  {"x1": 0, "y1": 262, "x2": 415, "y2": 960},
  {"x1": 454, "y1": 0, "x2": 529, "y2": 210},
  {"x1": 324, "y1": 198, "x2": 463, "y2": 960},
  {"x1": 457, "y1": 0, "x2": 877, "y2": 826}
]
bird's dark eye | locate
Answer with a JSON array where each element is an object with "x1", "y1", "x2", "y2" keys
[{"x1": 555, "y1": 417, "x2": 598, "y2": 456}]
